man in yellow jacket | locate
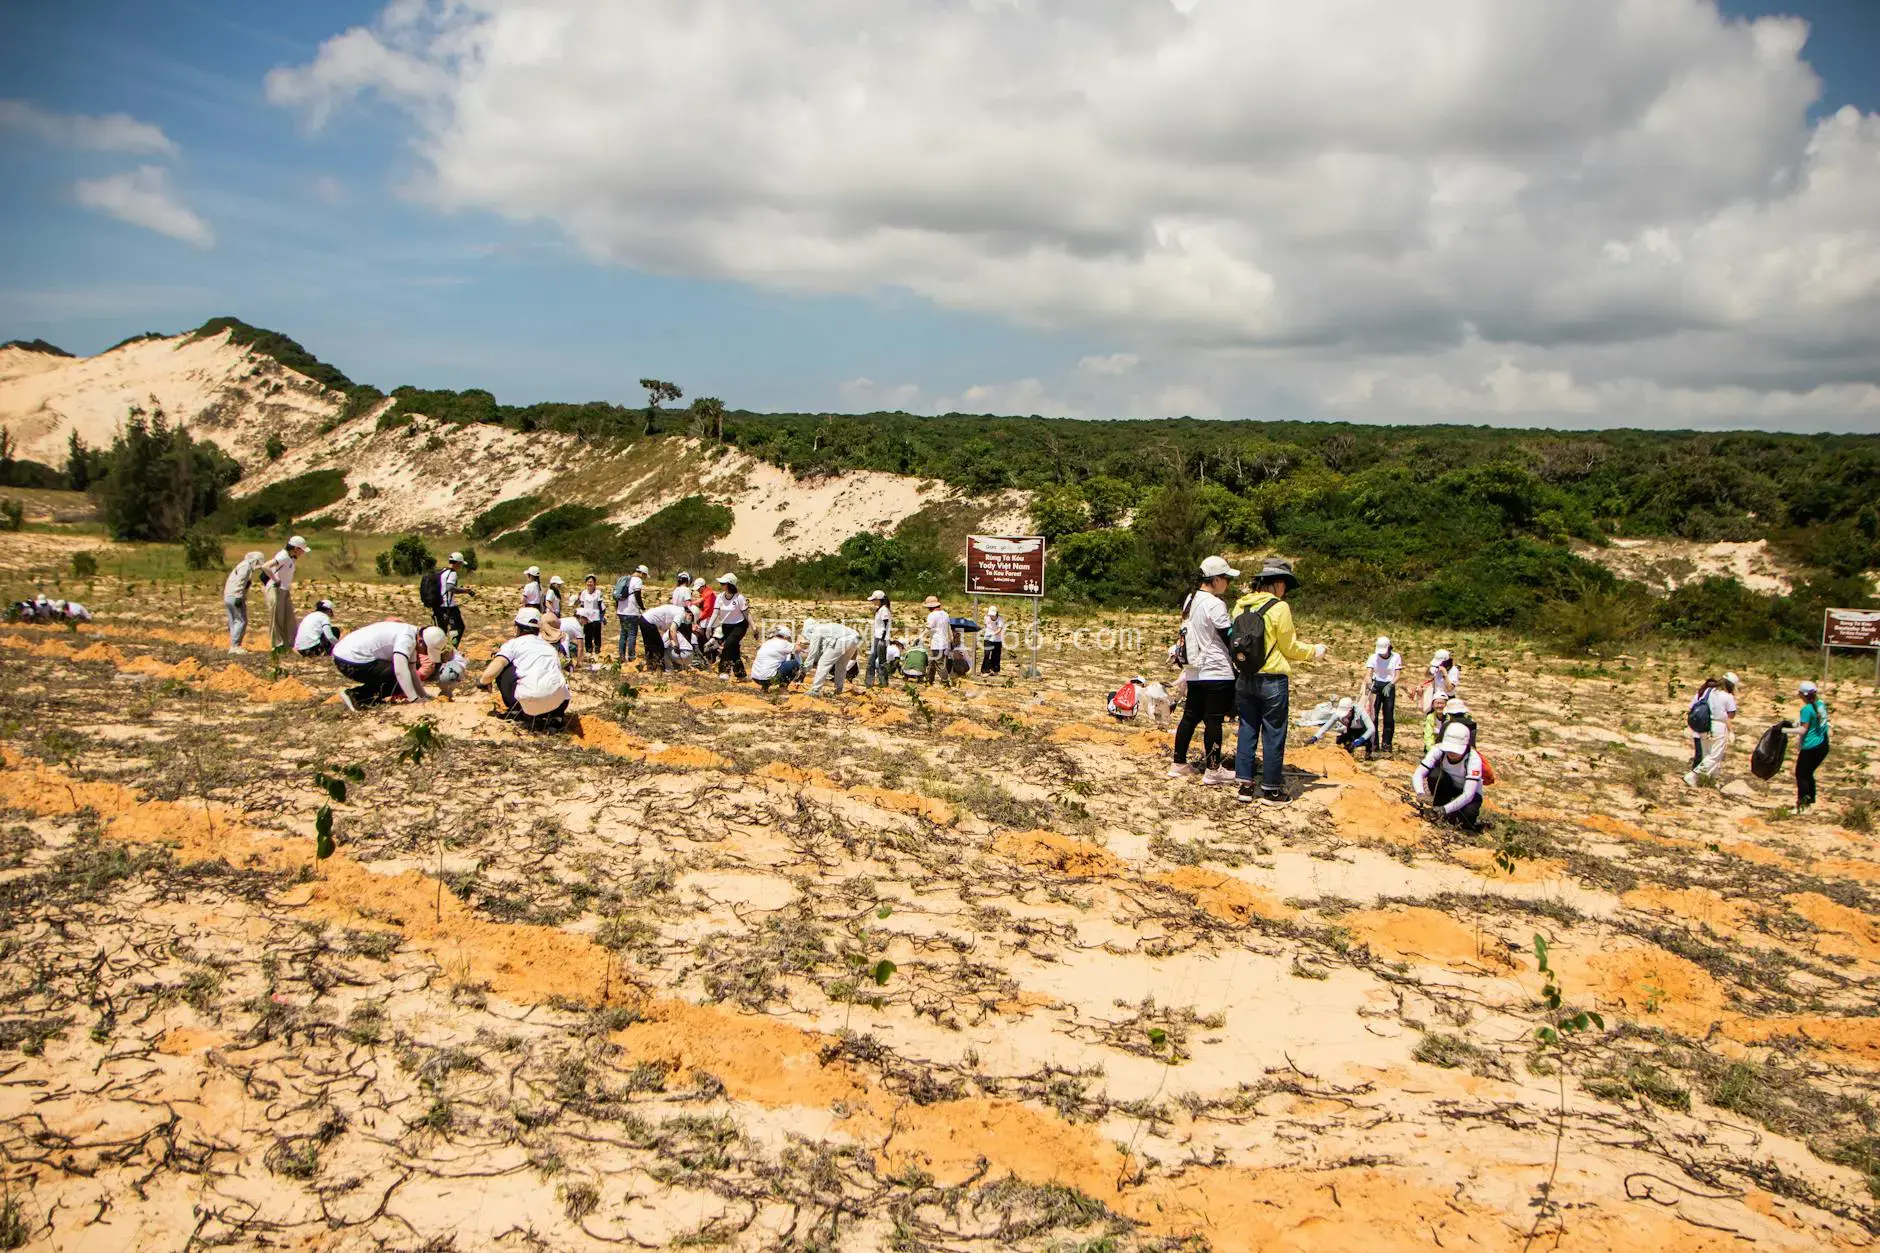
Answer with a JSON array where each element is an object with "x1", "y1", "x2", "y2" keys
[{"x1": 1232, "y1": 557, "x2": 1326, "y2": 805}]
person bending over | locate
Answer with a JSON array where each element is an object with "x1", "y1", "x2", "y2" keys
[
  {"x1": 1412, "y1": 722, "x2": 1486, "y2": 829},
  {"x1": 478, "y1": 608, "x2": 573, "y2": 724},
  {"x1": 332, "y1": 620, "x2": 449, "y2": 711}
]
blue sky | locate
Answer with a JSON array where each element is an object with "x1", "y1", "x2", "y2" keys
[{"x1": 2, "y1": 0, "x2": 1877, "y2": 430}]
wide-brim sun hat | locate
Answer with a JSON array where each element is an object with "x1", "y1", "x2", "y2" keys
[
  {"x1": 1253, "y1": 556, "x2": 1297, "y2": 589},
  {"x1": 515, "y1": 607, "x2": 542, "y2": 628},
  {"x1": 1199, "y1": 555, "x2": 1239, "y2": 579},
  {"x1": 1443, "y1": 698, "x2": 1468, "y2": 714},
  {"x1": 1440, "y1": 723, "x2": 1472, "y2": 753},
  {"x1": 923, "y1": 596, "x2": 942, "y2": 608},
  {"x1": 538, "y1": 614, "x2": 563, "y2": 643}
]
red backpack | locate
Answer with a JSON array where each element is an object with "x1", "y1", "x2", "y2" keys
[{"x1": 1108, "y1": 682, "x2": 1141, "y2": 719}]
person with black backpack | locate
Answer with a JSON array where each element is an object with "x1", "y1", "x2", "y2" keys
[
  {"x1": 421, "y1": 552, "x2": 474, "y2": 644},
  {"x1": 1683, "y1": 672, "x2": 1738, "y2": 787},
  {"x1": 1229, "y1": 557, "x2": 1326, "y2": 805}
]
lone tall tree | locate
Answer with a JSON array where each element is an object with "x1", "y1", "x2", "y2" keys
[{"x1": 639, "y1": 379, "x2": 682, "y2": 435}]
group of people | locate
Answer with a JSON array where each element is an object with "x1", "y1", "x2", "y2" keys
[
  {"x1": 1162, "y1": 554, "x2": 1490, "y2": 824},
  {"x1": 10, "y1": 594, "x2": 91, "y2": 624},
  {"x1": 222, "y1": 536, "x2": 312, "y2": 653},
  {"x1": 1685, "y1": 672, "x2": 1833, "y2": 812}
]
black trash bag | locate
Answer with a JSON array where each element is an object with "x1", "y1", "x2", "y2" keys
[{"x1": 1750, "y1": 723, "x2": 1788, "y2": 781}]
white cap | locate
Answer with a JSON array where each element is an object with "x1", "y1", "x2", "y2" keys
[
  {"x1": 1199, "y1": 555, "x2": 1239, "y2": 579},
  {"x1": 315, "y1": 598, "x2": 334, "y2": 613},
  {"x1": 1337, "y1": 696, "x2": 1354, "y2": 712},
  {"x1": 525, "y1": 565, "x2": 540, "y2": 577},
  {"x1": 773, "y1": 625, "x2": 793, "y2": 639},
  {"x1": 718, "y1": 573, "x2": 737, "y2": 585},
  {"x1": 288, "y1": 535, "x2": 309, "y2": 551},
  {"x1": 1433, "y1": 649, "x2": 1452, "y2": 664},
  {"x1": 636, "y1": 564, "x2": 649, "y2": 574},
  {"x1": 1799, "y1": 679, "x2": 1818, "y2": 694},
  {"x1": 867, "y1": 590, "x2": 885, "y2": 601},
  {"x1": 1724, "y1": 671, "x2": 1740, "y2": 687},
  {"x1": 515, "y1": 607, "x2": 542, "y2": 628},
  {"x1": 1440, "y1": 723, "x2": 1472, "y2": 753},
  {"x1": 1132, "y1": 675, "x2": 1146, "y2": 685},
  {"x1": 1376, "y1": 636, "x2": 1391, "y2": 652},
  {"x1": 549, "y1": 575, "x2": 564, "y2": 585},
  {"x1": 692, "y1": 578, "x2": 706, "y2": 590},
  {"x1": 421, "y1": 626, "x2": 447, "y2": 653},
  {"x1": 448, "y1": 552, "x2": 465, "y2": 564}
]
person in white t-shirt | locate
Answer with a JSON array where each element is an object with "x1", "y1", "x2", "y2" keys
[
  {"x1": 1413, "y1": 722, "x2": 1486, "y2": 828},
  {"x1": 544, "y1": 575, "x2": 565, "y2": 619},
  {"x1": 637, "y1": 602, "x2": 685, "y2": 671},
  {"x1": 670, "y1": 572, "x2": 693, "y2": 610},
  {"x1": 1169, "y1": 556, "x2": 1239, "y2": 784},
  {"x1": 332, "y1": 620, "x2": 447, "y2": 711},
  {"x1": 1422, "y1": 649, "x2": 1462, "y2": 748},
  {"x1": 478, "y1": 607, "x2": 572, "y2": 722},
  {"x1": 981, "y1": 605, "x2": 1007, "y2": 675},
  {"x1": 1685, "y1": 672, "x2": 1740, "y2": 786},
  {"x1": 863, "y1": 590, "x2": 893, "y2": 688},
  {"x1": 923, "y1": 596, "x2": 953, "y2": 687},
  {"x1": 294, "y1": 599, "x2": 341, "y2": 657},
  {"x1": 520, "y1": 567, "x2": 544, "y2": 609},
  {"x1": 751, "y1": 625, "x2": 804, "y2": 691},
  {"x1": 614, "y1": 564, "x2": 648, "y2": 663},
  {"x1": 261, "y1": 536, "x2": 309, "y2": 650},
  {"x1": 436, "y1": 552, "x2": 474, "y2": 644},
  {"x1": 574, "y1": 575, "x2": 607, "y2": 661},
  {"x1": 223, "y1": 551, "x2": 266, "y2": 652},
  {"x1": 1366, "y1": 635, "x2": 1403, "y2": 753},
  {"x1": 707, "y1": 573, "x2": 750, "y2": 678}
]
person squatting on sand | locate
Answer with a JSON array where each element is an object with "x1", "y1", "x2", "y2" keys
[
  {"x1": 751, "y1": 625, "x2": 803, "y2": 692},
  {"x1": 864, "y1": 590, "x2": 893, "y2": 688},
  {"x1": 614, "y1": 564, "x2": 648, "y2": 662},
  {"x1": 1231, "y1": 556, "x2": 1325, "y2": 806},
  {"x1": 1684, "y1": 672, "x2": 1739, "y2": 787},
  {"x1": 1781, "y1": 679, "x2": 1831, "y2": 812},
  {"x1": 1365, "y1": 635, "x2": 1401, "y2": 754},
  {"x1": 803, "y1": 616, "x2": 862, "y2": 696},
  {"x1": 223, "y1": 550, "x2": 265, "y2": 652},
  {"x1": 261, "y1": 536, "x2": 309, "y2": 651},
  {"x1": 479, "y1": 607, "x2": 572, "y2": 724},
  {"x1": 1168, "y1": 556, "x2": 1239, "y2": 784},
  {"x1": 1413, "y1": 722, "x2": 1487, "y2": 829},
  {"x1": 332, "y1": 620, "x2": 451, "y2": 711},
  {"x1": 295, "y1": 599, "x2": 341, "y2": 657},
  {"x1": 1309, "y1": 696, "x2": 1375, "y2": 754},
  {"x1": 706, "y1": 574, "x2": 750, "y2": 678}
]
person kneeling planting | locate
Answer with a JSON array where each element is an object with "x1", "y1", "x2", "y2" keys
[
  {"x1": 479, "y1": 607, "x2": 572, "y2": 725},
  {"x1": 1412, "y1": 722, "x2": 1486, "y2": 829},
  {"x1": 332, "y1": 620, "x2": 450, "y2": 711}
]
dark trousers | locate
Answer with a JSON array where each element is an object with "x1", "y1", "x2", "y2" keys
[
  {"x1": 1370, "y1": 680, "x2": 1396, "y2": 750},
  {"x1": 1234, "y1": 674, "x2": 1290, "y2": 792},
  {"x1": 335, "y1": 656, "x2": 399, "y2": 706},
  {"x1": 582, "y1": 620, "x2": 603, "y2": 654},
  {"x1": 865, "y1": 639, "x2": 889, "y2": 687},
  {"x1": 1796, "y1": 741, "x2": 1829, "y2": 808},
  {"x1": 637, "y1": 620, "x2": 666, "y2": 669},
  {"x1": 495, "y1": 666, "x2": 569, "y2": 719},
  {"x1": 1691, "y1": 736, "x2": 1703, "y2": 770},
  {"x1": 983, "y1": 641, "x2": 1003, "y2": 674},
  {"x1": 433, "y1": 605, "x2": 465, "y2": 643},
  {"x1": 719, "y1": 620, "x2": 748, "y2": 678},
  {"x1": 1174, "y1": 678, "x2": 1234, "y2": 769},
  {"x1": 1337, "y1": 723, "x2": 1372, "y2": 754},
  {"x1": 1432, "y1": 770, "x2": 1483, "y2": 829}
]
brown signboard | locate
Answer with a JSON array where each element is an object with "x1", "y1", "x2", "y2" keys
[
  {"x1": 966, "y1": 535, "x2": 1045, "y2": 596},
  {"x1": 1824, "y1": 608, "x2": 1880, "y2": 650}
]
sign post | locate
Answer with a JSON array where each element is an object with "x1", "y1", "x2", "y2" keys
[
  {"x1": 965, "y1": 535, "x2": 1046, "y2": 678},
  {"x1": 1821, "y1": 608, "x2": 1880, "y2": 689}
]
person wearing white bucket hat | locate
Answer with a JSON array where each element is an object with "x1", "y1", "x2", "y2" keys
[
  {"x1": 1413, "y1": 721, "x2": 1486, "y2": 828},
  {"x1": 1169, "y1": 555, "x2": 1240, "y2": 784},
  {"x1": 1684, "y1": 672, "x2": 1739, "y2": 787},
  {"x1": 261, "y1": 535, "x2": 310, "y2": 650}
]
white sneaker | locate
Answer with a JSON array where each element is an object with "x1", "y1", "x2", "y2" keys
[
  {"x1": 339, "y1": 692, "x2": 357, "y2": 713},
  {"x1": 228, "y1": 646, "x2": 245, "y2": 654},
  {"x1": 1682, "y1": 772, "x2": 1698, "y2": 787},
  {"x1": 1166, "y1": 763, "x2": 1199, "y2": 779},
  {"x1": 1202, "y1": 766, "x2": 1237, "y2": 786}
]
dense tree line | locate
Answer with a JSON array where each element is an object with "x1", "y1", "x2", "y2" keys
[{"x1": 89, "y1": 408, "x2": 242, "y2": 541}]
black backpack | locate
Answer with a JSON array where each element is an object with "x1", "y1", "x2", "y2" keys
[
  {"x1": 419, "y1": 568, "x2": 444, "y2": 610},
  {"x1": 1686, "y1": 690, "x2": 1712, "y2": 735},
  {"x1": 1229, "y1": 595, "x2": 1278, "y2": 684}
]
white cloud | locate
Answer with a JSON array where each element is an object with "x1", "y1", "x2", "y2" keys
[
  {"x1": 272, "y1": 0, "x2": 1880, "y2": 429},
  {"x1": 74, "y1": 166, "x2": 214, "y2": 248},
  {"x1": 0, "y1": 100, "x2": 176, "y2": 155},
  {"x1": 1079, "y1": 353, "x2": 1140, "y2": 376},
  {"x1": 837, "y1": 377, "x2": 922, "y2": 411},
  {"x1": 311, "y1": 175, "x2": 348, "y2": 205}
]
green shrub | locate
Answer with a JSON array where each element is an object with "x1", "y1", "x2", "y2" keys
[
  {"x1": 91, "y1": 409, "x2": 242, "y2": 541},
  {"x1": 0, "y1": 499, "x2": 21, "y2": 532},
  {"x1": 376, "y1": 410, "x2": 413, "y2": 432},
  {"x1": 529, "y1": 503, "x2": 607, "y2": 542},
  {"x1": 264, "y1": 433, "x2": 286, "y2": 461},
  {"x1": 458, "y1": 546, "x2": 479, "y2": 572},
  {"x1": 470, "y1": 495, "x2": 545, "y2": 539},
  {"x1": 181, "y1": 528, "x2": 224, "y2": 571},
  {"x1": 192, "y1": 317, "x2": 355, "y2": 393},
  {"x1": 378, "y1": 534, "x2": 434, "y2": 577},
  {"x1": 211, "y1": 470, "x2": 346, "y2": 532},
  {"x1": 70, "y1": 551, "x2": 98, "y2": 578}
]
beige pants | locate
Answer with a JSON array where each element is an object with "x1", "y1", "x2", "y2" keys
[{"x1": 265, "y1": 585, "x2": 295, "y2": 650}]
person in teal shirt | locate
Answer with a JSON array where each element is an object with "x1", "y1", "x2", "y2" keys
[{"x1": 1782, "y1": 680, "x2": 1831, "y2": 812}]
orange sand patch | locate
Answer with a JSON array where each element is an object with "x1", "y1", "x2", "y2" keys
[
  {"x1": 1623, "y1": 885, "x2": 1752, "y2": 937},
  {"x1": 1728, "y1": 1015, "x2": 1880, "y2": 1068},
  {"x1": 1719, "y1": 840, "x2": 1793, "y2": 867},
  {"x1": 1810, "y1": 857, "x2": 1880, "y2": 884},
  {"x1": 646, "y1": 745, "x2": 731, "y2": 769},
  {"x1": 1578, "y1": 811, "x2": 1694, "y2": 849},
  {"x1": 940, "y1": 718, "x2": 999, "y2": 740},
  {"x1": 849, "y1": 786, "x2": 956, "y2": 826},
  {"x1": 858, "y1": 706, "x2": 912, "y2": 727},
  {"x1": 0, "y1": 748, "x2": 620, "y2": 1007},
  {"x1": 686, "y1": 691, "x2": 776, "y2": 714},
  {"x1": 1048, "y1": 723, "x2": 1126, "y2": 746},
  {"x1": 754, "y1": 761, "x2": 841, "y2": 790},
  {"x1": 69, "y1": 642, "x2": 128, "y2": 665},
  {"x1": 247, "y1": 676, "x2": 317, "y2": 701},
  {"x1": 28, "y1": 639, "x2": 78, "y2": 659},
  {"x1": 155, "y1": 1027, "x2": 230, "y2": 1055},
  {"x1": 1291, "y1": 744, "x2": 1365, "y2": 781},
  {"x1": 122, "y1": 655, "x2": 205, "y2": 680},
  {"x1": 1348, "y1": 906, "x2": 1517, "y2": 972},
  {"x1": 1152, "y1": 867, "x2": 1294, "y2": 925},
  {"x1": 1328, "y1": 788, "x2": 1426, "y2": 848},
  {"x1": 1556, "y1": 945, "x2": 1729, "y2": 1037},
  {"x1": 1784, "y1": 892, "x2": 1880, "y2": 962},
  {"x1": 567, "y1": 712, "x2": 650, "y2": 758},
  {"x1": 1453, "y1": 847, "x2": 1567, "y2": 883},
  {"x1": 994, "y1": 829, "x2": 1123, "y2": 877},
  {"x1": 1124, "y1": 730, "x2": 1170, "y2": 756}
]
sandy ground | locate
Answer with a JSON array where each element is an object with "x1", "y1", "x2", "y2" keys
[
  {"x1": 3, "y1": 531, "x2": 1879, "y2": 1250},
  {"x1": 1582, "y1": 537, "x2": 1800, "y2": 596}
]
